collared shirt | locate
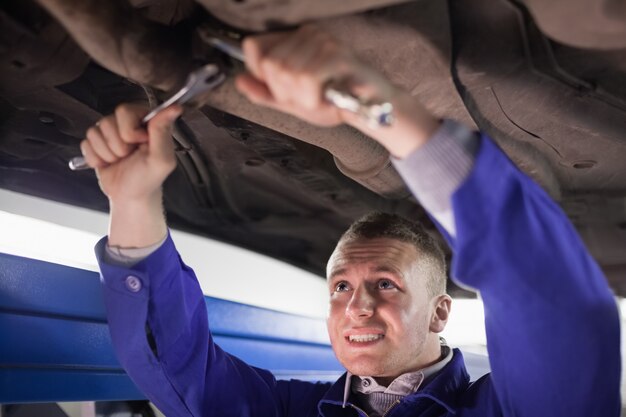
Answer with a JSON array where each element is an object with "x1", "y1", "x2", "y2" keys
[{"x1": 342, "y1": 343, "x2": 454, "y2": 416}]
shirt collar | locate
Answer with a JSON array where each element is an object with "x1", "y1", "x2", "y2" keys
[{"x1": 341, "y1": 342, "x2": 454, "y2": 407}]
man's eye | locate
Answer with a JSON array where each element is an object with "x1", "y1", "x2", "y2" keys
[
  {"x1": 377, "y1": 279, "x2": 396, "y2": 290},
  {"x1": 334, "y1": 282, "x2": 350, "y2": 292}
]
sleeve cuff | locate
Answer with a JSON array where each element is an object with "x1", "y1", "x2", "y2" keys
[
  {"x1": 104, "y1": 234, "x2": 168, "y2": 267},
  {"x1": 95, "y1": 232, "x2": 182, "y2": 297},
  {"x1": 391, "y1": 119, "x2": 479, "y2": 236}
]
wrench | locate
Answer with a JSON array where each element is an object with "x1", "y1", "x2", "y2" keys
[
  {"x1": 69, "y1": 63, "x2": 225, "y2": 171},
  {"x1": 203, "y1": 36, "x2": 394, "y2": 129}
]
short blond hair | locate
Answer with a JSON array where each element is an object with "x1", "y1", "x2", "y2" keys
[{"x1": 337, "y1": 212, "x2": 447, "y2": 297}]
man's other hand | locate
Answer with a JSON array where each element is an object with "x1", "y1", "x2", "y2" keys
[
  {"x1": 235, "y1": 25, "x2": 440, "y2": 158},
  {"x1": 235, "y1": 25, "x2": 395, "y2": 128}
]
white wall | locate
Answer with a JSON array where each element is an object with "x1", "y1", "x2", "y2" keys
[{"x1": 0, "y1": 189, "x2": 328, "y2": 318}]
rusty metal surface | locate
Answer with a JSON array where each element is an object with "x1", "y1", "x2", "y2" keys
[
  {"x1": 29, "y1": 0, "x2": 459, "y2": 199},
  {"x1": 1, "y1": 0, "x2": 625, "y2": 294},
  {"x1": 450, "y1": 0, "x2": 626, "y2": 288},
  {"x1": 195, "y1": 0, "x2": 416, "y2": 31},
  {"x1": 522, "y1": 0, "x2": 626, "y2": 49},
  {"x1": 450, "y1": 0, "x2": 626, "y2": 194},
  {"x1": 128, "y1": 0, "x2": 196, "y2": 25},
  {"x1": 26, "y1": 0, "x2": 466, "y2": 200},
  {"x1": 35, "y1": 0, "x2": 193, "y2": 92}
]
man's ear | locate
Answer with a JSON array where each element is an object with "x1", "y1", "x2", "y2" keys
[{"x1": 429, "y1": 294, "x2": 452, "y2": 333}]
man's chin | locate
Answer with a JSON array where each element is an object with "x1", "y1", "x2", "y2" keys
[{"x1": 340, "y1": 353, "x2": 388, "y2": 377}]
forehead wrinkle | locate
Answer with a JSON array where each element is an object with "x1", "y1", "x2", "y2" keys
[
  {"x1": 372, "y1": 264, "x2": 405, "y2": 280},
  {"x1": 327, "y1": 260, "x2": 408, "y2": 284},
  {"x1": 326, "y1": 238, "x2": 422, "y2": 280}
]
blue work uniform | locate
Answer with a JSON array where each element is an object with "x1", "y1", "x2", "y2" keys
[{"x1": 96, "y1": 131, "x2": 621, "y2": 417}]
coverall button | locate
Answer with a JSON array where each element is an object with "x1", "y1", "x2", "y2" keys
[
  {"x1": 362, "y1": 378, "x2": 371, "y2": 387},
  {"x1": 125, "y1": 275, "x2": 142, "y2": 292}
]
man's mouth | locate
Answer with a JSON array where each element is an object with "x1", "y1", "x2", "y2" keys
[{"x1": 346, "y1": 334, "x2": 385, "y2": 344}]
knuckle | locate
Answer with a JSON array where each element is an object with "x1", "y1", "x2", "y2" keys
[
  {"x1": 295, "y1": 65, "x2": 315, "y2": 81},
  {"x1": 82, "y1": 154, "x2": 93, "y2": 166},
  {"x1": 302, "y1": 99, "x2": 317, "y2": 111},
  {"x1": 118, "y1": 129, "x2": 132, "y2": 144},
  {"x1": 263, "y1": 56, "x2": 287, "y2": 73},
  {"x1": 247, "y1": 93, "x2": 264, "y2": 105},
  {"x1": 80, "y1": 148, "x2": 98, "y2": 168},
  {"x1": 114, "y1": 103, "x2": 131, "y2": 117},
  {"x1": 109, "y1": 141, "x2": 126, "y2": 157},
  {"x1": 99, "y1": 151, "x2": 116, "y2": 163},
  {"x1": 259, "y1": 57, "x2": 271, "y2": 71},
  {"x1": 296, "y1": 73, "x2": 316, "y2": 91},
  {"x1": 98, "y1": 116, "x2": 114, "y2": 132},
  {"x1": 243, "y1": 37, "x2": 263, "y2": 64},
  {"x1": 302, "y1": 83, "x2": 321, "y2": 109},
  {"x1": 118, "y1": 122, "x2": 137, "y2": 144},
  {"x1": 274, "y1": 58, "x2": 291, "y2": 73},
  {"x1": 259, "y1": 59, "x2": 277, "y2": 81},
  {"x1": 115, "y1": 104, "x2": 144, "y2": 128},
  {"x1": 86, "y1": 126, "x2": 98, "y2": 140},
  {"x1": 242, "y1": 37, "x2": 257, "y2": 53}
]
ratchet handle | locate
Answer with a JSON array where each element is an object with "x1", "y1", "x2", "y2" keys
[
  {"x1": 323, "y1": 87, "x2": 393, "y2": 128},
  {"x1": 68, "y1": 156, "x2": 89, "y2": 171}
]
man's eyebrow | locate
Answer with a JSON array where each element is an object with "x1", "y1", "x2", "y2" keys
[
  {"x1": 372, "y1": 265, "x2": 405, "y2": 279},
  {"x1": 328, "y1": 265, "x2": 404, "y2": 279},
  {"x1": 328, "y1": 268, "x2": 347, "y2": 281}
]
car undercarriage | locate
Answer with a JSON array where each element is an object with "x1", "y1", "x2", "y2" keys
[{"x1": 1, "y1": 0, "x2": 625, "y2": 297}]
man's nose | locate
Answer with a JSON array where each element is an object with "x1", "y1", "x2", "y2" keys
[{"x1": 346, "y1": 285, "x2": 375, "y2": 319}]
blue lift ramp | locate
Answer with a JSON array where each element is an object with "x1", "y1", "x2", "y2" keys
[{"x1": 0, "y1": 253, "x2": 343, "y2": 404}]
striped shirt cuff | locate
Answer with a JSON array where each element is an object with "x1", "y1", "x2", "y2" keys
[
  {"x1": 391, "y1": 119, "x2": 479, "y2": 236},
  {"x1": 103, "y1": 234, "x2": 168, "y2": 267}
]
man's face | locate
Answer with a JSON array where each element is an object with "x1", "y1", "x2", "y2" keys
[{"x1": 326, "y1": 237, "x2": 437, "y2": 380}]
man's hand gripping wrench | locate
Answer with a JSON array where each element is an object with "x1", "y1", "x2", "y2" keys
[
  {"x1": 69, "y1": 64, "x2": 225, "y2": 171},
  {"x1": 204, "y1": 36, "x2": 394, "y2": 129}
]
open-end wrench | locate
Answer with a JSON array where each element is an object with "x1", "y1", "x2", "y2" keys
[
  {"x1": 69, "y1": 63, "x2": 225, "y2": 171},
  {"x1": 203, "y1": 35, "x2": 394, "y2": 129}
]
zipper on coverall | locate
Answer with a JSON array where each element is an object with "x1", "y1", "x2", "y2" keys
[{"x1": 349, "y1": 399, "x2": 401, "y2": 417}]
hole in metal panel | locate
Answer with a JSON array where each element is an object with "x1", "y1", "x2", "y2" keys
[
  {"x1": 245, "y1": 157, "x2": 265, "y2": 166},
  {"x1": 571, "y1": 160, "x2": 596, "y2": 169}
]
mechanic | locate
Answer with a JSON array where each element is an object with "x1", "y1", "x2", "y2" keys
[{"x1": 82, "y1": 26, "x2": 621, "y2": 417}]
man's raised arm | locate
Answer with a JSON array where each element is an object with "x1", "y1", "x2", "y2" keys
[
  {"x1": 81, "y1": 103, "x2": 180, "y2": 249},
  {"x1": 237, "y1": 26, "x2": 621, "y2": 417},
  {"x1": 85, "y1": 105, "x2": 317, "y2": 417}
]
